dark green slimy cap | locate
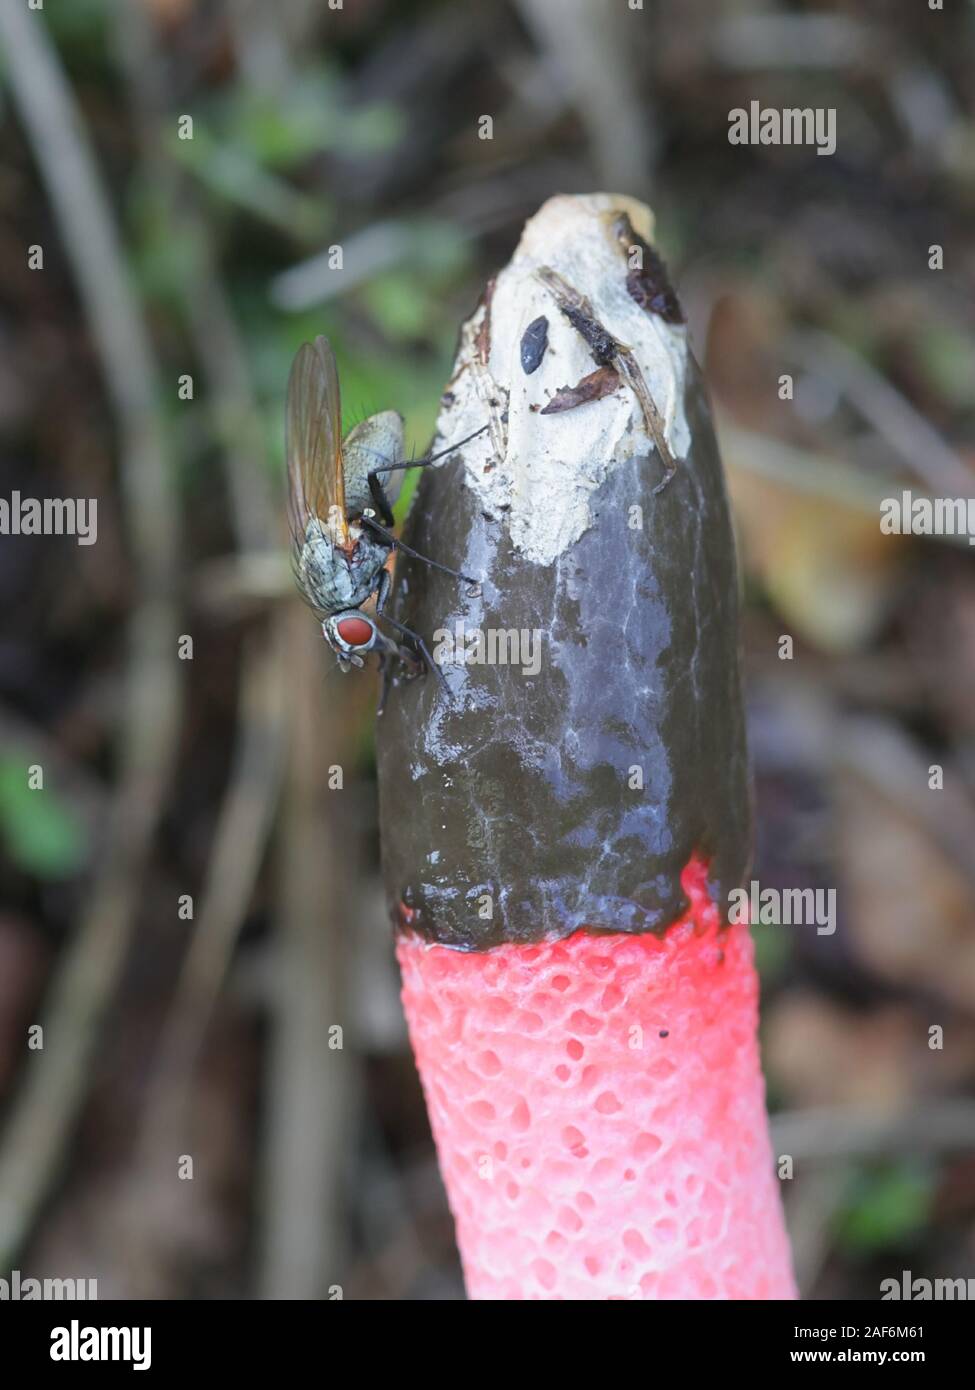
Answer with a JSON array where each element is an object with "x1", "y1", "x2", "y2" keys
[{"x1": 376, "y1": 196, "x2": 750, "y2": 950}]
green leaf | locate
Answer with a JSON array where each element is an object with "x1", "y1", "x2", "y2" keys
[
  {"x1": 361, "y1": 273, "x2": 433, "y2": 341},
  {"x1": 0, "y1": 758, "x2": 87, "y2": 879},
  {"x1": 916, "y1": 321, "x2": 975, "y2": 408},
  {"x1": 836, "y1": 1161, "x2": 933, "y2": 1253},
  {"x1": 340, "y1": 103, "x2": 404, "y2": 156},
  {"x1": 171, "y1": 128, "x2": 330, "y2": 240},
  {"x1": 751, "y1": 920, "x2": 791, "y2": 982}
]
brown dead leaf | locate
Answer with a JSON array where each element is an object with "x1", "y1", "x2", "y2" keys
[
  {"x1": 726, "y1": 461, "x2": 903, "y2": 652},
  {"x1": 766, "y1": 994, "x2": 975, "y2": 1108},
  {"x1": 835, "y1": 769, "x2": 975, "y2": 1009},
  {"x1": 540, "y1": 365, "x2": 620, "y2": 414}
]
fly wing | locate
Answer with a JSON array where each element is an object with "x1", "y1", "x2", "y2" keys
[{"x1": 286, "y1": 336, "x2": 349, "y2": 555}]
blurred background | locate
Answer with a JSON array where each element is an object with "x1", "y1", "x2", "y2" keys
[{"x1": 1, "y1": 0, "x2": 974, "y2": 1300}]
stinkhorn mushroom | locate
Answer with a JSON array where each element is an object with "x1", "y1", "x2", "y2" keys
[{"x1": 376, "y1": 193, "x2": 796, "y2": 1300}]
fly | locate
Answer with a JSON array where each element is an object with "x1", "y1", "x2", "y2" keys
[{"x1": 286, "y1": 336, "x2": 484, "y2": 704}]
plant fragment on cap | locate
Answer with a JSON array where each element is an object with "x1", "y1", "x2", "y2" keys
[{"x1": 377, "y1": 193, "x2": 750, "y2": 950}]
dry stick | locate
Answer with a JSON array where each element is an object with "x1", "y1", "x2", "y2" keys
[
  {"x1": 121, "y1": 636, "x2": 287, "y2": 1296},
  {"x1": 515, "y1": 0, "x2": 656, "y2": 189},
  {"x1": 784, "y1": 1168, "x2": 846, "y2": 1298},
  {"x1": 747, "y1": 679, "x2": 975, "y2": 904},
  {"x1": 711, "y1": 12, "x2": 875, "y2": 70},
  {"x1": 719, "y1": 420, "x2": 975, "y2": 551},
  {"x1": 225, "y1": 0, "x2": 293, "y2": 92},
  {"x1": 783, "y1": 328, "x2": 974, "y2": 500},
  {"x1": 376, "y1": 193, "x2": 794, "y2": 1299},
  {"x1": 116, "y1": 2, "x2": 275, "y2": 555},
  {"x1": 772, "y1": 1101, "x2": 975, "y2": 1161},
  {"x1": 834, "y1": 715, "x2": 975, "y2": 902},
  {"x1": 342, "y1": 1115, "x2": 436, "y2": 1299},
  {"x1": 137, "y1": 629, "x2": 287, "y2": 1135},
  {"x1": 113, "y1": 8, "x2": 300, "y2": 1297},
  {"x1": 779, "y1": 1101, "x2": 975, "y2": 1290},
  {"x1": 258, "y1": 613, "x2": 355, "y2": 1300},
  {"x1": 271, "y1": 166, "x2": 581, "y2": 312},
  {"x1": 533, "y1": 264, "x2": 678, "y2": 486},
  {"x1": 117, "y1": 43, "x2": 341, "y2": 1304},
  {"x1": 0, "y1": 2, "x2": 182, "y2": 1263}
]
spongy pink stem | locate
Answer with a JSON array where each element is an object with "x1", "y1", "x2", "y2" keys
[{"x1": 397, "y1": 859, "x2": 796, "y2": 1299}]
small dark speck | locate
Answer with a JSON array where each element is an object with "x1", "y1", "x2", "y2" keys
[
  {"x1": 658, "y1": 1029, "x2": 669, "y2": 1038},
  {"x1": 441, "y1": 390, "x2": 455, "y2": 407}
]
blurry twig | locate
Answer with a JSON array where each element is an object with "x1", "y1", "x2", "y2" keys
[
  {"x1": 139, "y1": 629, "x2": 287, "y2": 1135},
  {"x1": 747, "y1": 685, "x2": 975, "y2": 899},
  {"x1": 114, "y1": 5, "x2": 291, "y2": 1292},
  {"x1": 785, "y1": 328, "x2": 974, "y2": 499},
  {"x1": 345, "y1": 1119, "x2": 447, "y2": 1300},
  {"x1": 720, "y1": 419, "x2": 975, "y2": 551},
  {"x1": 227, "y1": 0, "x2": 293, "y2": 93},
  {"x1": 194, "y1": 552, "x2": 293, "y2": 611},
  {"x1": 271, "y1": 219, "x2": 429, "y2": 311},
  {"x1": 888, "y1": 62, "x2": 959, "y2": 154},
  {"x1": 117, "y1": 4, "x2": 274, "y2": 554},
  {"x1": 515, "y1": 0, "x2": 655, "y2": 190},
  {"x1": 834, "y1": 715, "x2": 975, "y2": 901},
  {"x1": 258, "y1": 613, "x2": 357, "y2": 1300},
  {"x1": 720, "y1": 421, "x2": 895, "y2": 514},
  {"x1": 269, "y1": 164, "x2": 577, "y2": 310},
  {"x1": 773, "y1": 1101, "x2": 975, "y2": 1160},
  {"x1": 710, "y1": 14, "x2": 876, "y2": 70},
  {"x1": 0, "y1": 1, "x2": 182, "y2": 1263},
  {"x1": 122, "y1": 625, "x2": 287, "y2": 1298},
  {"x1": 782, "y1": 1169, "x2": 846, "y2": 1298}
]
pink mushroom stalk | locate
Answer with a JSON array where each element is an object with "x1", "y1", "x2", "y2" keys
[{"x1": 397, "y1": 858, "x2": 795, "y2": 1298}]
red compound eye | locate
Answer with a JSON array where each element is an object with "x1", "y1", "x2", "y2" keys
[{"x1": 335, "y1": 616, "x2": 373, "y2": 648}]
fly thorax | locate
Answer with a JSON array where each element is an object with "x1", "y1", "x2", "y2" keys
[
  {"x1": 348, "y1": 524, "x2": 388, "y2": 576},
  {"x1": 342, "y1": 410, "x2": 405, "y2": 516}
]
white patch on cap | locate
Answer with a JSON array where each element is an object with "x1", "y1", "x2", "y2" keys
[{"x1": 434, "y1": 193, "x2": 691, "y2": 567}]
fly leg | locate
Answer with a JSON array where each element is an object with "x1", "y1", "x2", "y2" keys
[
  {"x1": 365, "y1": 475, "x2": 395, "y2": 527},
  {"x1": 374, "y1": 629, "x2": 421, "y2": 714},
  {"x1": 380, "y1": 613, "x2": 448, "y2": 697},
  {"x1": 366, "y1": 424, "x2": 489, "y2": 525},
  {"x1": 375, "y1": 568, "x2": 448, "y2": 697},
  {"x1": 360, "y1": 514, "x2": 480, "y2": 595}
]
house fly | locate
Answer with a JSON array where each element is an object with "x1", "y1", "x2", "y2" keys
[{"x1": 286, "y1": 336, "x2": 484, "y2": 701}]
